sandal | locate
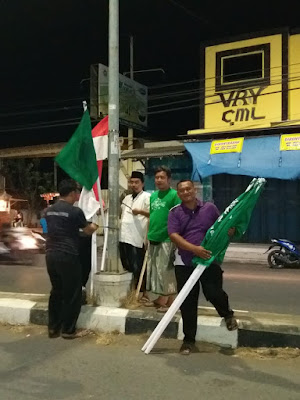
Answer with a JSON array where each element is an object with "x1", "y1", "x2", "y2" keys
[
  {"x1": 225, "y1": 316, "x2": 238, "y2": 331},
  {"x1": 144, "y1": 301, "x2": 156, "y2": 307},
  {"x1": 139, "y1": 296, "x2": 151, "y2": 304},
  {"x1": 157, "y1": 306, "x2": 169, "y2": 313}
]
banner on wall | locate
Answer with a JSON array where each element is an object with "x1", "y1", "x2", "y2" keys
[
  {"x1": 210, "y1": 137, "x2": 244, "y2": 154},
  {"x1": 280, "y1": 134, "x2": 300, "y2": 151}
]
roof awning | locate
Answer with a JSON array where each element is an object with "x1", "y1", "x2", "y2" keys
[
  {"x1": 185, "y1": 135, "x2": 300, "y2": 181},
  {"x1": 121, "y1": 145, "x2": 185, "y2": 160}
]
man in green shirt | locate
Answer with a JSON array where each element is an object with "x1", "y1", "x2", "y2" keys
[{"x1": 146, "y1": 166, "x2": 181, "y2": 312}]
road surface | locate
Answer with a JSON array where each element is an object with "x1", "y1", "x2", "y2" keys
[
  {"x1": 0, "y1": 256, "x2": 300, "y2": 315},
  {"x1": 0, "y1": 324, "x2": 299, "y2": 400}
]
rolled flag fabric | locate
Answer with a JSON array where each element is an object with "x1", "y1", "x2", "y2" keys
[
  {"x1": 78, "y1": 116, "x2": 108, "y2": 219},
  {"x1": 192, "y1": 177, "x2": 266, "y2": 268}
]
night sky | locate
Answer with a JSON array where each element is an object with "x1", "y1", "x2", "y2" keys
[{"x1": 1, "y1": 0, "x2": 299, "y2": 148}]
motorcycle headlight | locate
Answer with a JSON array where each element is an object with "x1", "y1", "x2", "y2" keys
[{"x1": 19, "y1": 237, "x2": 38, "y2": 249}]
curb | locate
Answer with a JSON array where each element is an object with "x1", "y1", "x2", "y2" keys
[
  {"x1": 1, "y1": 296, "x2": 300, "y2": 349},
  {"x1": 0, "y1": 298, "x2": 237, "y2": 348}
]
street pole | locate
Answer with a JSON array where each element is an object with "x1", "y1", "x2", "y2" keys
[
  {"x1": 53, "y1": 161, "x2": 57, "y2": 191},
  {"x1": 107, "y1": 0, "x2": 120, "y2": 273},
  {"x1": 127, "y1": 35, "x2": 134, "y2": 175}
]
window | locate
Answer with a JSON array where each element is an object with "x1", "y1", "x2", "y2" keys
[{"x1": 215, "y1": 44, "x2": 270, "y2": 92}]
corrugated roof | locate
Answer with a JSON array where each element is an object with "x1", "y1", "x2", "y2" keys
[
  {"x1": 0, "y1": 142, "x2": 185, "y2": 160},
  {"x1": 121, "y1": 145, "x2": 185, "y2": 160}
]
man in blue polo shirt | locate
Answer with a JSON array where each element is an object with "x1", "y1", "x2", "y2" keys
[{"x1": 168, "y1": 179, "x2": 237, "y2": 355}]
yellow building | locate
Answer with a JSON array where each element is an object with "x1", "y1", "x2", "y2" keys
[
  {"x1": 185, "y1": 29, "x2": 300, "y2": 242},
  {"x1": 189, "y1": 28, "x2": 300, "y2": 135}
]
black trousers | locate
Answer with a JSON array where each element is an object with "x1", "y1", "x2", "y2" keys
[
  {"x1": 79, "y1": 235, "x2": 92, "y2": 287},
  {"x1": 46, "y1": 251, "x2": 82, "y2": 335},
  {"x1": 119, "y1": 242, "x2": 146, "y2": 291},
  {"x1": 175, "y1": 263, "x2": 233, "y2": 344}
]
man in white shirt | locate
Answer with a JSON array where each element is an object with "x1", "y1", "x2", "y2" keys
[{"x1": 119, "y1": 171, "x2": 150, "y2": 294}]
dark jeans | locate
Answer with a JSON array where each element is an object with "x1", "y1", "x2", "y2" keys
[
  {"x1": 175, "y1": 263, "x2": 234, "y2": 344},
  {"x1": 46, "y1": 251, "x2": 82, "y2": 335},
  {"x1": 119, "y1": 242, "x2": 146, "y2": 291},
  {"x1": 79, "y1": 235, "x2": 92, "y2": 287}
]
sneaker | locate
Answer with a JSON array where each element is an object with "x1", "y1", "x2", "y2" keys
[{"x1": 179, "y1": 343, "x2": 197, "y2": 355}]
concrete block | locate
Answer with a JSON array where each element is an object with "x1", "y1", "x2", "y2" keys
[
  {"x1": 93, "y1": 272, "x2": 133, "y2": 307},
  {"x1": 77, "y1": 305, "x2": 129, "y2": 333},
  {"x1": 178, "y1": 316, "x2": 238, "y2": 349},
  {"x1": 238, "y1": 329, "x2": 300, "y2": 348},
  {"x1": 125, "y1": 309, "x2": 180, "y2": 338},
  {"x1": 0, "y1": 298, "x2": 36, "y2": 325},
  {"x1": 30, "y1": 303, "x2": 48, "y2": 325}
]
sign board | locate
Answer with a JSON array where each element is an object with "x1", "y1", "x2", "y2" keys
[
  {"x1": 97, "y1": 64, "x2": 148, "y2": 130},
  {"x1": 280, "y1": 134, "x2": 300, "y2": 151},
  {"x1": 210, "y1": 138, "x2": 244, "y2": 154}
]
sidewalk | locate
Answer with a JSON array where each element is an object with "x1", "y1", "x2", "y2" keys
[
  {"x1": 1, "y1": 291, "x2": 299, "y2": 349},
  {"x1": 224, "y1": 243, "x2": 269, "y2": 265}
]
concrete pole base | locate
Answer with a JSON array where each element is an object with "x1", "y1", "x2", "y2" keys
[{"x1": 93, "y1": 271, "x2": 133, "y2": 308}]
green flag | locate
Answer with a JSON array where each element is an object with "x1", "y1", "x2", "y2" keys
[
  {"x1": 193, "y1": 178, "x2": 266, "y2": 268},
  {"x1": 55, "y1": 110, "x2": 98, "y2": 190}
]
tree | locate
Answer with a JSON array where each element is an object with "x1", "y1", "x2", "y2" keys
[{"x1": 0, "y1": 159, "x2": 54, "y2": 225}]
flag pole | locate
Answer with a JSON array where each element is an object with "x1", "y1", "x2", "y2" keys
[
  {"x1": 142, "y1": 265, "x2": 206, "y2": 354},
  {"x1": 96, "y1": 177, "x2": 108, "y2": 272},
  {"x1": 101, "y1": 210, "x2": 109, "y2": 272},
  {"x1": 81, "y1": 100, "x2": 100, "y2": 297}
]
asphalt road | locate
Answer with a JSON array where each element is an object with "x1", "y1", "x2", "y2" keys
[
  {"x1": 1, "y1": 256, "x2": 300, "y2": 315},
  {"x1": 0, "y1": 325, "x2": 300, "y2": 400}
]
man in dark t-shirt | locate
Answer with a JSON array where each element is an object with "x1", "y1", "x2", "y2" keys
[{"x1": 45, "y1": 179, "x2": 98, "y2": 339}]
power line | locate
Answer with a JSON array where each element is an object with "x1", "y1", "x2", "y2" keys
[
  {"x1": 0, "y1": 105, "x2": 82, "y2": 118},
  {"x1": 148, "y1": 96, "x2": 200, "y2": 109},
  {"x1": 149, "y1": 60, "x2": 300, "y2": 91},
  {"x1": 148, "y1": 104, "x2": 198, "y2": 115},
  {"x1": 0, "y1": 118, "x2": 82, "y2": 133},
  {"x1": 149, "y1": 73, "x2": 300, "y2": 104},
  {"x1": 0, "y1": 97, "x2": 85, "y2": 111},
  {"x1": 3, "y1": 63, "x2": 300, "y2": 118},
  {"x1": 166, "y1": 0, "x2": 213, "y2": 26},
  {"x1": 150, "y1": 83, "x2": 300, "y2": 114}
]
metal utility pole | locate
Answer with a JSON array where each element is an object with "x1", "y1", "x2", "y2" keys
[
  {"x1": 53, "y1": 161, "x2": 58, "y2": 191},
  {"x1": 107, "y1": 0, "x2": 120, "y2": 273},
  {"x1": 127, "y1": 35, "x2": 134, "y2": 175}
]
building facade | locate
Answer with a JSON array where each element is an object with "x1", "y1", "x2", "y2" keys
[{"x1": 187, "y1": 29, "x2": 300, "y2": 242}]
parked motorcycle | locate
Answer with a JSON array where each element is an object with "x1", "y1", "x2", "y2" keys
[{"x1": 266, "y1": 238, "x2": 300, "y2": 269}]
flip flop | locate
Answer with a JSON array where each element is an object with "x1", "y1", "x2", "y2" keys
[
  {"x1": 144, "y1": 301, "x2": 156, "y2": 307},
  {"x1": 157, "y1": 306, "x2": 169, "y2": 313},
  {"x1": 139, "y1": 296, "x2": 151, "y2": 304}
]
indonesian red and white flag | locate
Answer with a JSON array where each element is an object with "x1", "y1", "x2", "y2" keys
[{"x1": 78, "y1": 116, "x2": 108, "y2": 219}]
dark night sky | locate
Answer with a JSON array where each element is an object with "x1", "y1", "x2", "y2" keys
[{"x1": 1, "y1": 0, "x2": 299, "y2": 148}]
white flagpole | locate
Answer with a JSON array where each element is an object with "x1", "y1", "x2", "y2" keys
[
  {"x1": 96, "y1": 177, "x2": 108, "y2": 272},
  {"x1": 90, "y1": 218, "x2": 98, "y2": 296},
  {"x1": 101, "y1": 211, "x2": 109, "y2": 271},
  {"x1": 142, "y1": 264, "x2": 206, "y2": 354}
]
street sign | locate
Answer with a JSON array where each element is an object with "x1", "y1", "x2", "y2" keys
[{"x1": 90, "y1": 64, "x2": 148, "y2": 130}]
